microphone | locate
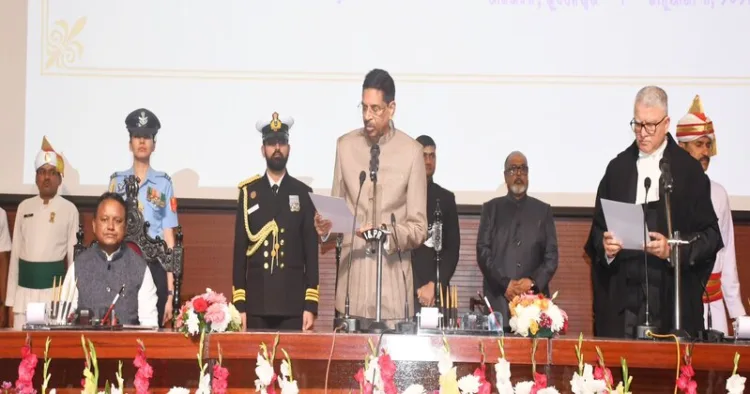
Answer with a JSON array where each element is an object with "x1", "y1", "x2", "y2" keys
[
  {"x1": 391, "y1": 213, "x2": 416, "y2": 334},
  {"x1": 698, "y1": 276, "x2": 725, "y2": 342},
  {"x1": 369, "y1": 144, "x2": 380, "y2": 183},
  {"x1": 636, "y1": 177, "x2": 657, "y2": 340},
  {"x1": 334, "y1": 170, "x2": 367, "y2": 332}
]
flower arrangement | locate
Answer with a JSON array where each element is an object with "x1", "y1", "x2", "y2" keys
[
  {"x1": 255, "y1": 336, "x2": 279, "y2": 394},
  {"x1": 512, "y1": 338, "x2": 560, "y2": 394},
  {"x1": 726, "y1": 352, "x2": 746, "y2": 394},
  {"x1": 353, "y1": 338, "x2": 399, "y2": 394},
  {"x1": 676, "y1": 344, "x2": 697, "y2": 394},
  {"x1": 495, "y1": 338, "x2": 513, "y2": 394},
  {"x1": 610, "y1": 357, "x2": 633, "y2": 394},
  {"x1": 174, "y1": 288, "x2": 242, "y2": 337},
  {"x1": 133, "y1": 339, "x2": 153, "y2": 394},
  {"x1": 508, "y1": 291, "x2": 568, "y2": 338},
  {"x1": 569, "y1": 333, "x2": 608, "y2": 394},
  {"x1": 212, "y1": 344, "x2": 230, "y2": 394},
  {"x1": 7, "y1": 335, "x2": 40, "y2": 394}
]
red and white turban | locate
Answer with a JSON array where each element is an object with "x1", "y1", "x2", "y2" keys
[
  {"x1": 675, "y1": 95, "x2": 717, "y2": 156},
  {"x1": 34, "y1": 136, "x2": 65, "y2": 176}
]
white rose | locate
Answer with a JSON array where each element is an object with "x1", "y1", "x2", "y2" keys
[
  {"x1": 196, "y1": 372, "x2": 211, "y2": 394},
  {"x1": 726, "y1": 374, "x2": 747, "y2": 394},
  {"x1": 496, "y1": 380, "x2": 514, "y2": 394},
  {"x1": 514, "y1": 381, "x2": 534, "y2": 394},
  {"x1": 457, "y1": 374, "x2": 480, "y2": 394},
  {"x1": 186, "y1": 311, "x2": 200, "y2": 335},
  {"x1": 402, "y1": 384, "x2": 426, "y2": 394},
  {"x1": 438, "y1": 352, "x2": 453, "y2": 375},
  {"x1": 280, "y1": 359, "x2": 292, "y2": 378},
  {"x1": 280, "y1": 379, "x2": 299, "y2": 394},
  {"x1": 495, "y1": 358, "x2": 511, "y2": 382}
]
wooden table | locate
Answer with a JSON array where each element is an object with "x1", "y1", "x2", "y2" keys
[{"x1": 1, "y1": 330, "x2": 748, "y2": 393}]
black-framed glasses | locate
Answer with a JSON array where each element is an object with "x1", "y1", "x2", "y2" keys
[
  {"x1": 630, "y1": 115, "x2": 667, "y2": 136},
  {"x1": 358, "y1": 103, "x2": 387, "y2": 117},
  {"x1": 504, "y1": 165, "x2": 529, "y2": 176}
]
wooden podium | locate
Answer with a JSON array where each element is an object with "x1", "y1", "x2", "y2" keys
[{"x1": 0, "y1": 330, "x2": 749, "y2": 393}]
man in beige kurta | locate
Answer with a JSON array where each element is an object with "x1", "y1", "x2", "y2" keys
[
  {"x1": 5, "y1": 137, "x2": 79, "y2": 329},
  {"x1": 316, "y1": 69, "x2": 427, "y2": 328}
]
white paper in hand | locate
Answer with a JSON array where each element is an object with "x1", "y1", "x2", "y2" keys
[
  {"x1": 309, "y1": 193, "x2": 360, "y2": 233},
  {"x1": 601, "y1": 198, "x2": 648, "y2": 251}
]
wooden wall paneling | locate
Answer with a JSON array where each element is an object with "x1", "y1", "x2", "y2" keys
[{"x1": 3, "y1": 205, "x2": 750, "y2": 335}]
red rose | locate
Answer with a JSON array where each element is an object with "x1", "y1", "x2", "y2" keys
[{"x1": 193, "y1": 298, "x2": 209, "y2": 313}]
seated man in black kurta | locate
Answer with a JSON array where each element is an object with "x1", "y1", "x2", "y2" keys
[
  {"x1": 477, "y1": 151, "x2": 559, "y2": 330},
  {"x1": 585, "y1": 86, "x2": 722, "y2": 339},
  {"x1": 411, "y1": 135, "x2": 460, "y2": 312}
]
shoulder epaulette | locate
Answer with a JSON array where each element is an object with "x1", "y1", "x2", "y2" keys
[
  {"x1": 238, "y1": 174, "x2": 261, "y2": 189},
  {"x1": 109, "y1": 172, "x2": 119, "y2": 180},
  {"x1": 154, "y1": 171, "x2": 171, "y2": 181}
]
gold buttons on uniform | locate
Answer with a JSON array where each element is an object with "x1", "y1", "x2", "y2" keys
[
  {"x1": 264, "y1": 262, "x2": 269, "y2": 269},
  {"x1": 274, "y1": 243, "x2": 280, "y2": 250},
  {"x1": 271, "y1": 250, "x2": 277, "y2": 257}
]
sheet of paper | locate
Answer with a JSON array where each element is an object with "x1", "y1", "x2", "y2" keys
[
  {"x1": 600, "y1": 198, "x2": 648, "y2": 251},
  {"x1": 309, "y1": 193, "x2": 360, "y2": 234}
]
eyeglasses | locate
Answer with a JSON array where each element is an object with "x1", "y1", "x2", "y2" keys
[
  {"x1": 630, "y1": 115, "x2": 667, "y2": 135},
  {"x1": 358, "y1": 103, "x2": 387, "y2": 117},
  {"x1": 504, "y1": 165, "x2": 529, "y2": 176}
]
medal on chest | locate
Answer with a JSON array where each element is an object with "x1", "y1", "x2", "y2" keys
[
  {"x1": 49, "y1": 212, "x2": 55, "y2": 223},
  {"x1": 289, "y1": 195, "x2": 300, "y2": 212}
]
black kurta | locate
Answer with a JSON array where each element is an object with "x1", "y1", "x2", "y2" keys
[
  {"x1": 585, "y1": 134, "x2": 722, "y2": 338},
  {"x1": 410, "y1": 179, "x2": 461, "y2": 313},
  {"x1": 232, "y1": 173, "x2": 319, "y2": 321},
  {"x1": 477, "y1": 193, "x2": 559, "y2": 329}
]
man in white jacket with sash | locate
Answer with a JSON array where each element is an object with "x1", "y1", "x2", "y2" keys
[{"x1": 677, "y1": 95, "x2": 746, "y2": 335}]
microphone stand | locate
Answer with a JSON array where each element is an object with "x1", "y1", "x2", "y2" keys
[
  {"x1": 392, "y1": 215, "x2": 416, "y2": 334},
  {"x1": 637, "y1": 180, "x2": 656, "y2": 339},
  {"x1": 433, "y1": 201, "x2": 443, "y2": 329},
  {"x1": 363, "y1": 226, "x2": 390, "y2": 333},
  {"x1": 333, "y1": 171, "x2": 367, "y2": 333},
  {"x1": 663, "y1": 177, "x2": 694, "y2": 339}
]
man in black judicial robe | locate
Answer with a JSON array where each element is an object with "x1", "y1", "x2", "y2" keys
[
  {"x1": 477, "y1": 151, "x2": 559, "y2": 330},
  {"x1": 411, "y1": 135, "x2": 460, "y2": 312},
  {"x1": 584, "y1": 86, "x2": 722, "y2": 339}
]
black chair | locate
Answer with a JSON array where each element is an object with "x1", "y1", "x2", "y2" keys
[{"x1": 74, "y1": 175, "x2": 185, "y2": 321}]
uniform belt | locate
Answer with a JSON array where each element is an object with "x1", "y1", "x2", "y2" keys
[
  {"x1": 702, "y1": 272, "x2": 722, "y2": 304},
  {"x1": 18, "y1": 259, "x2": 66, "y2": 289}
]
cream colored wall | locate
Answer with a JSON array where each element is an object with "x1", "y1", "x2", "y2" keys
[{"x1": 0, "y1": 0, "x2": 28, "y2": 195}]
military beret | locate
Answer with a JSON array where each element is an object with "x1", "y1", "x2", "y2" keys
[
  {"x1": 256, "y1": 112, "x2": 294, "y2": 144},
  {"x1": 125, "y1": 108, "x2": 161, "y2": 138}
]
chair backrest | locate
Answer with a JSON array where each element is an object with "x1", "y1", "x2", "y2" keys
[{"x1": 73, "y1": 175, "x2": 185, "y2": 312}]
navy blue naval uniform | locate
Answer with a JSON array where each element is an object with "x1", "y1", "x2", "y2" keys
[
  {"x1": 232, "y1": 112, "x2": 319, "y2": 331},
  {"x1": 108, "y1": 108, "x2": 178, "y2": 327}
]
